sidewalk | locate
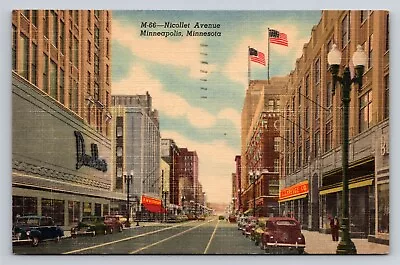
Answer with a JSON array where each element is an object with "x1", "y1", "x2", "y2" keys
[{"x1": 302, "y1": 230, "x2": 389, "y2": 254}]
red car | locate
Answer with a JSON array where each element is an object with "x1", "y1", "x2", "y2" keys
[
  {"x1": 104, "y1": 215, "x2": 124, "y2": 233},
  {"x1": 260, "y1": 217, "x2": 305, "y2": 254}
]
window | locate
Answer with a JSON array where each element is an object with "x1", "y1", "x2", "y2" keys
[
  {"x1": 273, "y1": 159, "x2": 279, "y2": 173},
  {"x1": 106, "y1": 11, "x2": 110, "y2": 29},
  {"x1": 305, "y1": 138, "x2": 310, "y2": 164},
  {"x1": 12, "y1": 196, "x2": 37, "y2": 223},
  {"x1": 297, "y1": 145, "x2": 302, "y2": 168},
  {"x1": 51, "y1": 11, "x2": 58, "y2": 48},
  {"x1": 368, "y1": 34, "x2": 373, "y2": 69},
  {"x1": 314, "y1": 131, "x2": 320, "y2": 158},
  {"x1": 117, "y1": 147, "x2": 123, "y2": 157},
  {"x1": 106, "y1": 65, "x2": 110, "y2": 84},
  {"x1": 73, "y1": 37, "x2": 79, "y2": 67},
  {"x1": 386, "y1": 13, "x2": 389, "y2": 52},
  {"x1": 384, "y1": 74, "x2": 389, "y2": 119},
  {"x1": 31, "y1": 43, "x2": 37, "y2": 85},
  {"x1": 276, "y1": 99, "x2": 280, "y2": 110},
  {"x1": 87, "y1": 10, "x2": 92, "y2": 29},
  {"x1": 106, "y1": 91, "x2": 110, "y2": 109},
  {"x1": 359, "y1": 90, "x2": 373, "y2": 132},
  {"x1": 117, "y1": 126, "x2": 123, "y2": 137},
  {"x1": 325, "y1": 120, "x2": 333, "y2": 152},
  {"x1": 94, "y1": 10, "x2": 100, "y2": 19},
  {"x1": 50, "y1": 60, "x2": 58, "y2": 99},
  {"x1": 60, "y1": 69, "x2": 64, "y2": 104},
  {"x1": 32, "y1": 10, "x2": 38, "y2": 27},
  {"x1": 94, "y1": 53, "x2": 100, "y2": 75},
  {"x1": 106, "y1": 38, "x2": 110, "y2": 58},
  {"x1": 341, "y1": 14, "x2": 350, "y2": 48},
  {"x1": 41, "y1": 199, "x2": 65, "y2": 226},
  {"x1": 69, "y1": 31, "x2": 73, "y2": 63},
  {"x1": 12, "y1": 25, "x2": 17, "y2": 71},
  {"x1": 94, "y1": 25, "x2": 100, "y2": 47},
  {"x1": 60, "y1": 21, "x2": 65, "y2": 54},
  {"x1": 22, "y1": 10, "x2": 30, "y2": 19},
  {"x1": 74, "y1": 10, "x2": 79, "y2": 25},
  {"x1": 44, "y1": 10, "x2": 49, "y2": 38},
  {"x1": 19, "y1": 33, "x2": 29, "y2": 79},
  {"x1": 68, "y1": 201, "x2": 80, "y2": 224},
  {"x1": 87, "y1": 40, "x2": 91, "y2": 62},
  {"x1": 360, "y1": 10, "x2": 368, "y2": 23},
  {"x1": 94, "y1": 82, "x2": 99, "y2": 101},
  {"x1": 377, "y1": 183, "x2": 389, "y2": 233},
  {"x1": 314, "y1": 58, "x2": 320, "y2": 120},
  {"x1": 83, "y1": 202, "x2": 92, "y2": 216},
  {"x1": 326, "y1": 82, "x2": 333, "y2": 109},
  {"x1": 87, "y1": 71, "x2": 91, "y2": 94},
  {"x1": 43, "y1": 54, "x2": 48, "y2": 91},
  {"x1": 274, "y1": 137, "x2": 280, "y2": 152}
]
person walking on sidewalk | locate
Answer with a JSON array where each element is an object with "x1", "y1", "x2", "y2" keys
[
  {"x1": 329, "y1": 217, "x2": 335, "y2": 241},
  {"x1": 332, "y1": 216, "x2": 340, "y2": 241}
]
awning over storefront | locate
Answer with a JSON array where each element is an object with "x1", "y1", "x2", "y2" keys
[
  {"x1": 278, "y1": 194, "x2": 307, "y2": 203},
  {"x1": 141, "y1": 195, "x2": 167, "y2": 213},
  {"x1": 319, "y1": 179, "x2": 374, "y2": 195}
]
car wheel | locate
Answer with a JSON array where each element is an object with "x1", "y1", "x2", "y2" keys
[
  {"x1": 103, "y1": 229, "x2": 107, "y2": 235},
  {"x1": 92, "y1": 230, "x2": 96, "y2": 237},
  {"x1": 109, "y1": 227, "x2": 113, "y2": 234},
  {"x1": 260, "y1": 242, "x2": 264, "y2": 250},
  {"x1": 298, "y1": 248, "x2": 305, "y2": 255},
  {"x1": 31, "y1": 237, "x2": 39, "y2": 247},
  {"x1": 55, "y1": 235, "x2": 61, "y2": 243},
  {"x1": 119, "y1": 226, "x2": 123, "y2": 232}
]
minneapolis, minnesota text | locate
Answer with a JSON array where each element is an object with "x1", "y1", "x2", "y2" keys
[{"x1": 140, "y1": 21, "x2": 222, "y2": 37}]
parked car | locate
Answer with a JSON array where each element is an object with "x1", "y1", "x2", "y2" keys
[
  {"x1": 104, "y1": 215, "x2": 124, "y2": 232},
  {"x1": 244, "y1": 217, "x2": 258, "y2": 237},
  {"x1": 218, "y1": 215, "x2": 225, "y2": 220},
  {"x1": 260, "y1": 217, "x2": 306, "y2": 254},
  {"x1": 237, "y1": 216, "x2": 248, "y2": 231},
  {"x1": 71, "y1": 216, "x2": 110, "y2": 237},
  {"x1": 252, "y1": 217, "x2": 269, "y2": 245},
  {"x1": 196, "y1": 215, "x2": 206, "y2": 221},
  {"x1": 12, "y1": 215, "x2": 64, "y2": 247},
  {"x1": 228, "y1": 215, "x2": 236, "y2": 223}
]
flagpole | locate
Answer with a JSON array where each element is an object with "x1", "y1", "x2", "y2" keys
[
  {"x1": 248, "y1": 46, "x2": 251, "y2": 89},
  {"x1": 267, "y1": 28, "x2": 270, "y2": 84}
]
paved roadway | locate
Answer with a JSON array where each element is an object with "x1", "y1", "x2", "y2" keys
[{"x1": 13, "y1": 218, "x2": 265, "y2": 255}]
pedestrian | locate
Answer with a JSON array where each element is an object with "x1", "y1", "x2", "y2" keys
[
  {"x1": 329, "y1": 216, "x2": 335, "y2": 241},
  {"x1": 333, "y1": 216, "x2": 340, "y2": 241}
]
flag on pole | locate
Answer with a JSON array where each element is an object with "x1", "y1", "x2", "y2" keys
[
  {"x1": 269, "y1": 29, "x2": 288, "y2": 46},
  {"x1": 249, "y1": 47, "x2": 266, "y2": 66}
]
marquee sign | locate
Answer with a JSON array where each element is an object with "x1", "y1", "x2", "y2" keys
[
  {"x1": 141, "y1": 195, "x2": 162, "y2": 206},
  {"x1": 279, "y1": 181, "x2": 309, "y2": 200}
]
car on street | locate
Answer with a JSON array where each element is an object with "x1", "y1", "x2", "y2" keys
[
  {"x1": 12, "y1": 215, "x2": 64, "y2": 247},
  {"x1": 228, "y1": 215, "x2": 236, "y2": 223},
  {"x1": 237, "y1": 216, "x2": 248, "y2": 231},
  {"x1": 243, "y1": 217, "x2": 258, "y2": 237},
  {"x1": 260, "y1": 217, "x2": 306, "y2": 254},
  {"x1": 71, "y1": 216, "x2": 111, "y2": 237},
  {"x1": 196, "y1": 215, "x2": 206, "y2": 221},
  {"x1": 252, "y1": 217, "x2": 269, "y2": 245},
  {"x1": 218, "y1": 215, "x2": 225, "y2": 220},
  {"x1": 104, "y1": 215, "x2": 124, "y2": 232}
]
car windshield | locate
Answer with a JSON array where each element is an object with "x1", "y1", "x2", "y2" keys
[
  {"x1": 81, "y1": 217, "x2": 97, "y2": 223},
  {"x1": 16, "y1": 217, "x2": 39, "y2": 226}
]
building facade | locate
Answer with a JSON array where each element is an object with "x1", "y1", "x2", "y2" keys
[
  {"x1": 241, "y1": 78, "x2": 287, "y2": 217},
  {"x1": 161, "y1": 138, "x2": 181, "y2": 208},
  {"x1": 279, "y1": 11, "x2": 389, "y2": 241},
  {"x1": 234, "y1": 155, "x2": 242, "y2": 213},
  {"x1": 176, "y1": 148, "x2": 199, "y2": 211},
  {"x1": 11, "y1": 10, "x2": 122, "y2": 229},
  {"x1": 111, "y1": 93, "x2": 161, "y2": 218}
]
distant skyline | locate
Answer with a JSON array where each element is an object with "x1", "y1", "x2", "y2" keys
[{"x1": 111, "y1": 10, "x2": 321, "y2": 203}]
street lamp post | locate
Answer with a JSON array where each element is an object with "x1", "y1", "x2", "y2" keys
[
  {"x1": 328, "y1": 44, "x2": 367, "y2": 255},
  {"x1": 124, "y1": 170, "x2": 134, "y2": 228}
]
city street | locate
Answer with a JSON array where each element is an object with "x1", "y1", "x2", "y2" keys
[{"x1": 13, "y1": 217, "x2": 388, "y2": 255}]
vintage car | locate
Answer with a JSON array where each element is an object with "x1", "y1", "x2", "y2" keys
[
  {"x1": 250, "y1": 217, "x2": 269, "y2": 244},
  {"x1": 237, "y1": 216, "x2": 248, "y2": 231},
  {"x1": 71, "y1": 216, "x2": 111, "y2": 237},
  {"x1": 196, "y1": 215, "x2": 206, "y2": 221},
  {"x1": 104, "y1": 215, "x2": 124, "y2": 232},
  {"x1": 260, "y1": 217, "x2": 306, "y2": 254},
  {"x1": 243, "y1": 217, "x2": 258, "y2": 237},
  {"x1": 228, "y1": 215, "x2": 236, "y2": 223},
  {"x1": 218, "y1": 215, "x2": 225, "y2": 220},
  {"x1": 12, "y1": 215, "x2": 64, "y2": 247}
]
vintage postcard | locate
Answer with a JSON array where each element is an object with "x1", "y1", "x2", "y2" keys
[{"x1": 11, "y1": 10, "x2": 389, "y2": 255}]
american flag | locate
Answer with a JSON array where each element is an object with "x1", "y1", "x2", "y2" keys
[
  {"x1": 249, "y1": 47, "x2": 266, "y2": 66},
  {"x1": 269, "y1": 29, "x2": 288, "y2": 47}
]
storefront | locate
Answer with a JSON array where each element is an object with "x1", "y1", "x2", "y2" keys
[
  {"x1": 319, "y1": 157, "x2": 375, "y2": 238},
  {"x1": 138, "y1": 195, "x2": 166, "y2": 221},
  {"x1": 278, "y1": 181, "x2": 309, "y2": 229},
  {"x1": 12, "y1": 73, "x2": 126, "y2": 229}
]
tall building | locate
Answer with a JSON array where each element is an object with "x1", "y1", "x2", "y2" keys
[
  {"x1": 12, "y1": 10, "x2": 121, "y2": 228},
  {"x1": 279, "y1": 11, "x2": 389, "y2": 242},
  {"x1": 234, "y1": 155, "x2": 242, "y2": 212},
  {"x1": 177, "y1": 148, "x2": 199, "y2": 210},
  {"x1": 160, "y1": 138, "x2": 181, "y2": 208},
  {"x1": 111, "y1": 93, "x2": 161, "y2": 217},
  {"x1": 241, "y1": 78, "x2": 287, "y2": 217}
]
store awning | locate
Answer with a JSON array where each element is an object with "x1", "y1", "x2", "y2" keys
[
  {"x1": 143, "y1": 203, "x2": 167, "y2": 213},
  {"x1": 320, "y1": 179, "x2": 374, "y2": 195},
  {"x1": 278, "y1": 194, "x2": 307, "y2": 203}
]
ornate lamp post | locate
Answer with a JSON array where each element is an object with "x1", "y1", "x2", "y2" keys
[
  {"x1": 124, "y1": 170, "x2": 134, "y2": 228},
  {"x1": 327, "y1": 44, "x2": 367, "y2": 255}
]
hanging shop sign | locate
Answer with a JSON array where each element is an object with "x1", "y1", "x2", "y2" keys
[
  {"x1": 74, "y1": 131, "x2": 108, "y2": 172},
  {"x1": 279, "y1": 181, "x2": 309, "y2": 201}
]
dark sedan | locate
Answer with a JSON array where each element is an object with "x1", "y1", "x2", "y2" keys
[
  {"x1": 71, "y1": 216, "x2": 110, "y2": 237},
  {"x1": 12, "y1": 216, "x2": 64, "y2": 247}
]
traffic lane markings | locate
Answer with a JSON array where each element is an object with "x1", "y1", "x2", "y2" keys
[{"x1": 130, "y1": 219, "x2": 218, "y2": 254}]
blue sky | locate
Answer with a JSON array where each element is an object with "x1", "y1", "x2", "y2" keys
[{"x1": 111, "y1": 10, "x2": 321, "y2": 203}]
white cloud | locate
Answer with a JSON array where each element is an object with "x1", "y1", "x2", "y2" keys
[
  {"x1": 112, "y1": 65, "x2": 241, "y2": 131},
  {"x1": 161, "y1": 130, "x2": 237, "y2": 204},
  {"x1": 113, "y1": 20, "x2": 217, "y2": 79}
]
